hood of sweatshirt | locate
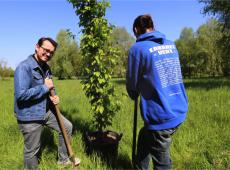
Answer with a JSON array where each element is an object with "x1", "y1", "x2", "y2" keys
[{"x1": 136, "y1": 31, "x2": 166, "y2": 44}]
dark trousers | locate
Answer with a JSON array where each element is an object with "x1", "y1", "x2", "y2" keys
[
  {"x1": 136, "y1": 127, "x2": 177, "y2": 170},
  {"x1": 18, "y1": 110, "x2": 73, "y2": 170}
]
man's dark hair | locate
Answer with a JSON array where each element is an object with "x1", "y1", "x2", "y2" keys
[
  {"x1": 37, "y1": 37, "x2": 58, "y2": 49},
  {"x1": 133, "y1": 14, "x2": 154, "y2": 36}
]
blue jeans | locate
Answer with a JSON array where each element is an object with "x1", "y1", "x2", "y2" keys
[
  {"x1": 136, "y1": 127, "x2": 177, "y2": 170},
  {"x1": 18, "y1": 109, "x2": 73, "y2": 170}
]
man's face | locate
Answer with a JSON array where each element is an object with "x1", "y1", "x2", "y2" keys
[{"x1": 35, "y1": 40, "x2": 55, "y2": 63}]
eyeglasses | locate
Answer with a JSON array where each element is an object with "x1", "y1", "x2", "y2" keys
[{"x1": 40, "y1": 46, "x2": 55, "y2": 56}]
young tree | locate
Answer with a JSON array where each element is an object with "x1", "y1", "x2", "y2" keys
[{"x1": 68, "y1": 0, "x2": 120, "y2": 131}]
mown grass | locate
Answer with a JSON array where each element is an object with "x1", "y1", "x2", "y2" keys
[{"x1": 0, "y1": 77, "x2": 229, "y2": 170}]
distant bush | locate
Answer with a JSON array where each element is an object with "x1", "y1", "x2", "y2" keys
[{"x1": 0, "y1": 60, "x2": 14, "y2": 79}]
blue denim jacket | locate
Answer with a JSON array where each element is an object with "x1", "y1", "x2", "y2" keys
[{"x1": 14, "y1": 55, "x2": 52, "y2": 121}]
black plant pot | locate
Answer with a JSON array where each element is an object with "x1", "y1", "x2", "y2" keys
[{"x1": 84, "y1": 130, "x2": 123, "y2": 161}]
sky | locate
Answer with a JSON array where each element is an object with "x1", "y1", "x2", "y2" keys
[{"x1": 0, "y1": 0, "x2": 210, "y2": 69}]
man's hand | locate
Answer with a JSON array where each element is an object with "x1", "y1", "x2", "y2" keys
[
  {"x1": 45, "y1": 78, "x2": 54, "y2": 90},
  {"x1": 50, "y1": 95, "x2": 60, "y2": 105}
]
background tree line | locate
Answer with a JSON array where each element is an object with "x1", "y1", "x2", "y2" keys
[
  {"x1": 1, "y1": 1, "x2": 229, "y2": 79},
  {"x1": 49, "y1": 27, "x2": 134, "y2": 79},
  {"x1": 51, "y1": 20, "x2": 229, "y2": 79},
  {"x1": 47, "y1": 0, "x2": 230, "y2": 79},
  {"x1": 0, "y1": 60, "x2": 14, "y2": 79},
  {"x1": 176, "y1": 19, "x2": 223, "y2": 78},
  {"x1": 177, "y1": 0, "x2": 230, "y2": 78},
  {"x1": 49, "y1": 0, "x2": 230, "y2": 79}
]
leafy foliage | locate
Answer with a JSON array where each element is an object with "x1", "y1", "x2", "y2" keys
[
  {"x1": 196, "y1": 19, "x2": 223, "y2": 76},
  {"x1": 49, "y1": 29, "x2": 81, "y2": 79},
  {"x1": 0, "y1": 60, "x2": 14, "y2": 78},
  {"x1": 199, "y1": 0, "x2": 230, "y2": 30},
  {"x1": 109, "y1": 27, "x2": 135, "y2": 77},
  {"x1": 68, "y1": 0, "x2": 120, "y2": 131},
  {"x1": 176, "y1": 19, "x2": 223, "y2": 77},
  {"x1": 199, "y1": 0, "x2": 230, "y2": 75},
  {"x1": 176, "y1": 27, "x2": 197, "y2": 77}
]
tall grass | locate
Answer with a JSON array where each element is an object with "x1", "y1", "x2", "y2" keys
[{"x1": 0, "y1": 77, "x2": 229, "y2": 169}]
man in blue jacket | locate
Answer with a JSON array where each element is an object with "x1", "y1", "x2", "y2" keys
[
  {"x1": 14, "y1": 37, "x2": 80, "y2": 169},
  {"x1": 126, "y1": 15, "x2": 188, "y2": 170}
]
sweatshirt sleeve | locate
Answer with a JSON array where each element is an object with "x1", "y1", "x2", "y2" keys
[
  {"x1": 14, "y1": 64, "x2": 49, "y2": 102},
  {"x1": 126, "y1": 48, "x2": 140, "y2": 100}
]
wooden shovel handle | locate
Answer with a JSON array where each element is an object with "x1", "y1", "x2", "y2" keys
[{"x1": 50, "y1": 89, "x2": 78, "y2": 167}]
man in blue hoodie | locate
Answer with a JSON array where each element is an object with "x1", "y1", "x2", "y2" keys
[{"x1": 126, "y1": 15, "x2": 188, "y2": 170}]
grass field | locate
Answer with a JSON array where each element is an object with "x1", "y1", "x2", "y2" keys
[{"x1": 0, "y1": 77, "x2": 229, "y2": 170}]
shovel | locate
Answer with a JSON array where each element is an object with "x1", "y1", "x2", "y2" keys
[
  {"x1": 132, "y1": 97, "x2": 138, "y2": 168},
  {"x1": 50, "y1": 87, "x2": 80, "y2": 169}
]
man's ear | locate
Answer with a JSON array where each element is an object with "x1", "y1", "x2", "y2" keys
[
  {"x1": 35, "y1": 44, "x2": 40, "y2": 54},
  {"x1": 134, "y1": 27, "x2": 137, "y2": 34},
  {"x1": 134, "y1": 27, "x2": 140, "y2": 37},
  {"x1": 35, "y1": 44, "x2": 39, "y2": 50}
]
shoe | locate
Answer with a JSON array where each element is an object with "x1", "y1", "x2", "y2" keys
[
  {"x1": 57, "y1": 159, "x2": 71, "y2": 168},
  {"x1": 58, "y1": 157, "x2": 81, "y2": 167},
  {"x1": 72, "y1": 157, "x2": 81, "y2": 166}
]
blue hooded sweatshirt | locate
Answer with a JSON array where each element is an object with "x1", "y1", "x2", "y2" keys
[{"x1": 126, "y1": 31, "x2": 188, "y2": 130}]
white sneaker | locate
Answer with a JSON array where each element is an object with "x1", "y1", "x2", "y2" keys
[
  {"x1": 58, "y1": 157, "x2": 81, "y2": 167},
  {"x1": 72, "y1": 157, "x2": 81, "y2": 166},
  {"x1": 57, "y1": 159, "x2": 71, "y2": 167}
]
